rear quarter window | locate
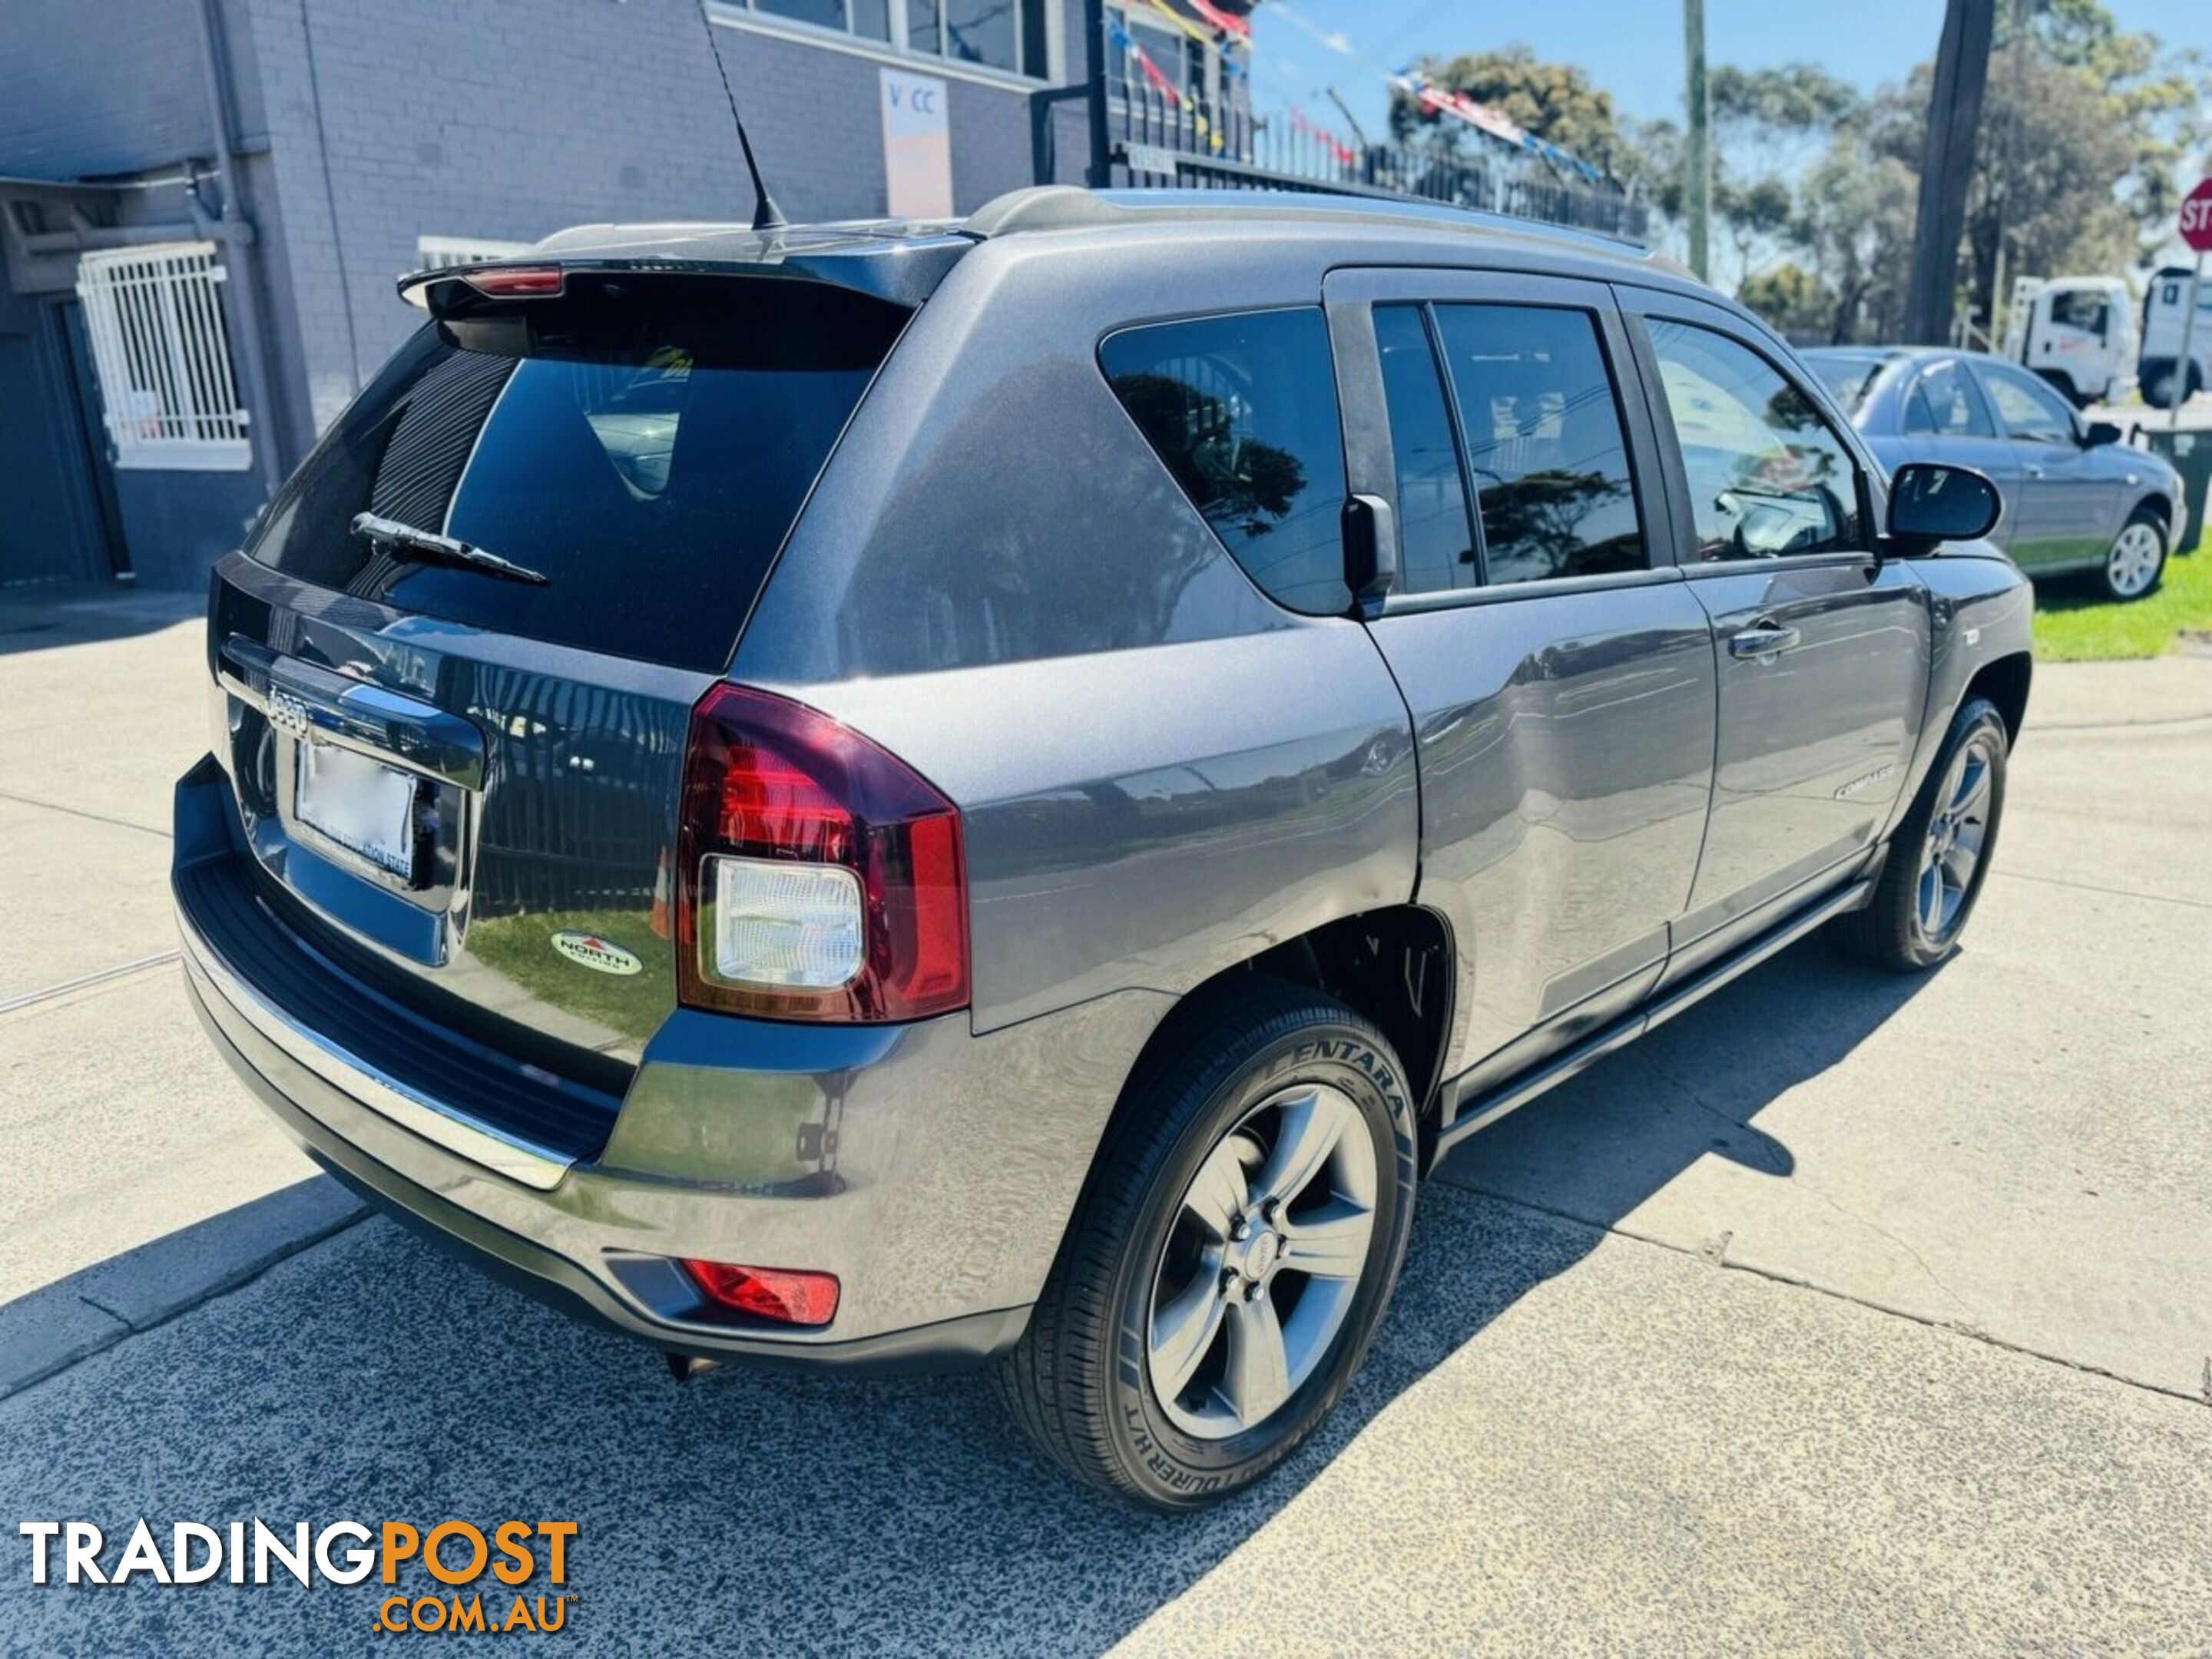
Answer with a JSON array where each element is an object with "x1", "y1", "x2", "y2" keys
[
  {"x1": 1098, "y1": 308, "x2": 1349, "y2": 615},
  {"x1": 247, "y1": 275, "x2": 907, "y2": 672}
]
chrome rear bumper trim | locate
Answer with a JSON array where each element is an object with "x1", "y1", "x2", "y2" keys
[{"x1": 177, "y1": 902, "x2": 575, "y2": 1192}]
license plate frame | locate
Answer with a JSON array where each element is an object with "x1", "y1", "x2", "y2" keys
[{"x1": 293, "y1": 740, "x2": 422, "y2": 881}]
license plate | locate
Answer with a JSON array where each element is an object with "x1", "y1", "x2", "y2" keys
[{"x1": 295, "y1": 740, "x2": 419, "y2": 878}]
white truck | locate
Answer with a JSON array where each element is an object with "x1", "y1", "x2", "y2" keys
[
  {"x1": 2138, "y1": 265, "x2": 2211, "y2": 411},
  {"x1": 2002, "y1": 275, "x2": 2137, "y2": 408}
]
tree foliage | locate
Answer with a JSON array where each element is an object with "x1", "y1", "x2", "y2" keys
[
  {"x1": 1389, "y1": 46, "x2": 1642, "y2": 183},
  {"x1": 1714, "y1": 0, "x2": 2209, "y2": 343}
]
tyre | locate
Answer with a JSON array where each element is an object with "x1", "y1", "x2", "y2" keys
[
  {"x1": 2098, "y1": 508, "x2": 2167, "y2": 602},
  {"x1": 998, "y1": 975, "x2": 1418, "y2": 1511},
  {"x1": 1839, "y1": 697, "x2": 2008, "y2": 972},
  {"x1": 2144, "y1": 362, "x2": 2201, "y2": 411}
]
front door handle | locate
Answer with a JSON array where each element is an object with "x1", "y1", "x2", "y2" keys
[{"x1": 1728, "y1": 621, "x2": 1802, "y2": 661}]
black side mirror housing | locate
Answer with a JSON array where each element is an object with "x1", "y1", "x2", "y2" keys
[
  {"x1": 2083, "y1": 419, "x2": 2124, "y2": 448},
  {"x1": 1886, "y1": 462, "x2": 2002, "y2": 553}
]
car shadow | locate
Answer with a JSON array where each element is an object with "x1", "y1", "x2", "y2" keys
[
  {"x1": 0, "y1": 584, "x2": 204, "y2": 657},
  {"x1": 0, "y1": 936, "x2": 1941, "y2": 1656}
]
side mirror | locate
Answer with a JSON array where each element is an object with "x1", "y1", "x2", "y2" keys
[
  {"x1": 2082, "y1": 419, "x2": 2123, "y2": 448},
  {"x1": 1886, "y1": 462, "x2": 2002, "y2": 550}
]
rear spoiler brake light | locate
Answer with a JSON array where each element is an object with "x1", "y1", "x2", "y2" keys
[{"x1": 400, "y1": 266, "x2": 566, "y2": 310}]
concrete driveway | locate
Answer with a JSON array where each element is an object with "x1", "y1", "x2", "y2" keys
[{"x1": 1, "y1": 590, "x2": 2208, "y2": 1654}]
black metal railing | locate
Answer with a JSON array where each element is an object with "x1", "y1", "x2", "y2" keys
[{"x1": 1100, "y1": 74, "x2": 1651, "y2": 245}]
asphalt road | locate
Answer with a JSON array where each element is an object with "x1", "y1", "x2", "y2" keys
[{"x1": 2, "y1": 591, "x2": 2209, "y2": 1654}]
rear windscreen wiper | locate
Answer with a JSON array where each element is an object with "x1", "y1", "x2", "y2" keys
[{"x1": 349, "y1": 512, "x2": 548, "y2": 586}]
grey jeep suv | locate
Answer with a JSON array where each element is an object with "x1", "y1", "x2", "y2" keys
[{"x1": 174, "y1": 188, "x2": 2030, "y2": 1510}]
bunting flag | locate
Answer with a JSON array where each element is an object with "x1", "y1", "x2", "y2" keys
[
  {"x1": 1144, "y1": 0, "x2": 1217, "y2": 49},
  {"x1": 1258, "y1": 2, "x2": 1609, "y2": 186},
  {"x1": 1110, "y1": 15, "x2": 1226, "y2": 150},
  {"x1": 1186, "y1": 0, "x2": 1252, "y2": 41},
  {"x1": 1288, "y1": 104, "x2": 1358, "y2": 168}
]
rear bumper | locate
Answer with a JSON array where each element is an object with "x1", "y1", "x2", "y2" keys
[{"x1": 175, "y1": 757, "x2": 1169, "y2": 1370}]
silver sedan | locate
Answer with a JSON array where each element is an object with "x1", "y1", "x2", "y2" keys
[{"x1": 1806, "y1": 346, "x2": 2184, "y2": 601}]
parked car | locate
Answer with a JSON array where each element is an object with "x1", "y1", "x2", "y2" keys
[
  {"x1": 175, "y1": 188, "x2": 2030, "y2": 1511},
  {"x1": 1806, "y1": 346, "x2": 2184, "y2": 601}
]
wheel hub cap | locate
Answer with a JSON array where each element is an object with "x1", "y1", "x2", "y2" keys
[{"x1": 1144, "y1": 1083, "x2": 1379, "y2": 1441}]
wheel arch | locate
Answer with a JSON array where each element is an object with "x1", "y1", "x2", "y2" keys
[{"x1": 1962, "y1": 651, "x2": 2032, "y2": 748}]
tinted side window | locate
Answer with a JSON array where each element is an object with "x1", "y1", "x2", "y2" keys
[
  {"x1": 1433, "y1": 303, "x2": 1644, "y2": 584},
  {"x1": 1903, "y1": 362, "x2": 1995, "y2": 438},
  {"x1": 1977, "y1": 364, "x2": 2073, "y2": 443},
  {"x1": 1374, "y1": 305, "x2": 1477, "y2": 594},
  {"x1": 1647, "y1": 320, "x2": 1863, "y2": 561},
  {"x1": 1101, "y1": 309, "x2": 1350, "y2": 614}
]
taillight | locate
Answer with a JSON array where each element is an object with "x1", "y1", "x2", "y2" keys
[{"x1": 676, "y1": 684, "x2": 969, "y2": 1022}]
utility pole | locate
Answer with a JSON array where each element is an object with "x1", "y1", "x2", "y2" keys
[
  {"x1": 1683, "y1": 0, "x2": 1710, "y2": 281},
  {"x1": 1904, "y1": 0, "x2": 1998, "y2": 345}
]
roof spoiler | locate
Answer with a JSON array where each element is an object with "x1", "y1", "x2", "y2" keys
[{"x1": 397, "y1": 226, "x2": 972, "y2": 315}]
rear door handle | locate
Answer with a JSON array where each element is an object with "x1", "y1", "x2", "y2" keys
[
  {"x1": 1728, "y1": 621, "x2": 1802, "y2": 661},
  {"x1": 2023, "y1": 463, "x2": 2046, "y2": 478}
]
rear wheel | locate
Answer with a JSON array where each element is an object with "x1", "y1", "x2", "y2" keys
[
  {"x1": 2098, "y1": 509, "x2": 2167, "y2": 602},
  {"x1": 1839, "y1": 697, "x2": 2008, "y2": 972},
  {"x1": 2144, "y1": 362, "x2": 2201, "y2": 411},
  {"x1": 998, "y1": 977, "x2": 1417, "y2": 1511}
]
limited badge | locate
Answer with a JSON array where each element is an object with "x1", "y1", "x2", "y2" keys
[{"x1": 549, "y1": 931, "x2": 643, "y2": 976}]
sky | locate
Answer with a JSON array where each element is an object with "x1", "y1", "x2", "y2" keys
[{"x1": 1251, "y1": 0, "x2": 2212, "y2": 147}]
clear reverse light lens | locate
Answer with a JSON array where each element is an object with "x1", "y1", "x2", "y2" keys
[{"x1": 707, "y1": 856, "x2": 864, "y2": 989}]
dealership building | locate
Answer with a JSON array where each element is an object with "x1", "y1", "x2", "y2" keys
[{"x1": 0, "y1": 0, "x2": 1636, "y2": 594}]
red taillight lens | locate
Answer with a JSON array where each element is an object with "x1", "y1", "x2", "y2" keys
[
  {"x1": 460, "y1": 265, "x2": 565, "y2": 297},
  {"x1": 676, "y1": 684, "x2": 969, "y2": 1023},
  {"x1": 681, "y1": 1260, "x2": 840, "y2": 1327}
]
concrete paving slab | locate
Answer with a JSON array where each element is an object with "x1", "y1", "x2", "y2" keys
[
  {"x1": 1441, "y1": 658, "x2": 2212, "y2": 1404},
  {"x1": 0, "y1": 799, "x2": 176, "y2": 1005},
  {"x1": 0, "y1": 1191, "x2": 2204, "y2": 1656},
  {"x1": 0, "y1": 607, "x2": 207, "y2": 833},
  {"x1": 0, "y1": 972, "x2": 328, "y2": 1304}
]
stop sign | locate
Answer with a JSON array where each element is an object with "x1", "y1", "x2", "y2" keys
[{"x1": 2183, "y1": 178, "x2": 2212, "y2": 253}]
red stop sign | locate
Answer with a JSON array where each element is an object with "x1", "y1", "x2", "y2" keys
[{"x1": 2183, "y1": 178, "x2": 2212, "y2": 253}]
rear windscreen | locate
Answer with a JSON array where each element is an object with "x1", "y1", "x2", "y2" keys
[{"x1": 246, "y1": 274, "x2": 906, "y2": 671}]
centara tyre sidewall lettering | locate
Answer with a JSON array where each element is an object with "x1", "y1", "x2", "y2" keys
[{"x1": 1104, "y1": 1030, "x2": 1416, "y2": 1496}]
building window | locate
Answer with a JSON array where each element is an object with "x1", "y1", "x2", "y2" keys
[
  {"x1": 741, "y1": 0, "x2": 1046, "y2": 77},
  {"x1": 416, "y1": 235, "x2": 531, "y2": 270},
  {"x1": 75, "y1": 241, "x2": 250, "y2": 472}
]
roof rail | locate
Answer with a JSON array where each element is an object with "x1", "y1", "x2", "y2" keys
[{"x1": 962, "y1": 185, "x2": 1657, "y2": 258}]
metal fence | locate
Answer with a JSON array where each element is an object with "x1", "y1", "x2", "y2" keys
[{"x1": 1103, "y1": 76, "x2": 1651, "y2": 245}]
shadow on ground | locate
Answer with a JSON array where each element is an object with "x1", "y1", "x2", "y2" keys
[
  {"x1": 0, "y1": 937, "x2": 1936, "y2": 1655},
  {"x1": 0, "y1": 584, "x2": 202, "y2": 657}
]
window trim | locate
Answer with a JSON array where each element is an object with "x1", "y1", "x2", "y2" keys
[
  {"x1": 1323, "y1": 266, "x2": 1677, "y2": 618},
  {"x1": 1620, "y1": 292, "x2": 1881, "y2": 578}
]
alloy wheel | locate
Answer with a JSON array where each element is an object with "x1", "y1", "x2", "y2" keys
[
  {"x1": 1915, "y1": 733, "x2": 1998, "y2": 944},
  {"x1": 2106, "y1": 523, "x2": 2163, "y2": 599},
  {"x1": 1145, "y1": 1083, "x2": 1379, "y2": 1439}
]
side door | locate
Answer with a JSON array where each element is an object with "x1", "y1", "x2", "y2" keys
[
  {"x1": 1325, "y1": 268, "x2": 1717, "y2": 1088},
  {"x1": 1896, "y1": 357, "x2": 2024, "y2": 555},
  {"x1": 1618, "y1": 290, "x2": 1932, "y2": 979},
  {"x1": 1972, "y1": 359, "x2": 2116, "y2": 570}
]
